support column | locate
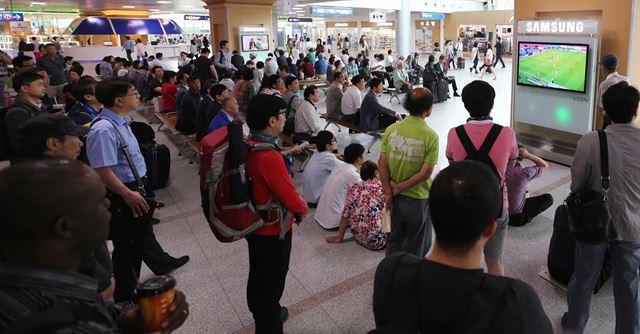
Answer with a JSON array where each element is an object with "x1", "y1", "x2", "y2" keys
[
  {"x1": 204, "y1": 0, "x2": 276, "y2": 52},
  {"x1": 397, "y1": 0, "x2": 411, "y2": 56}
]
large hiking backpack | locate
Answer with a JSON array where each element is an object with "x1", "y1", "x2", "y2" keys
[
  {"x1": 0, "y1": 106, "x2": 10, "y2": 161},
  {"x1": 199, "y1": 120, "x2": 291, "y2": 242}
]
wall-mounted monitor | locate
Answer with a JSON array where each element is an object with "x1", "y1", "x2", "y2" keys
[
  {"x1": 240, "y1": 34, "x2": 269, "y2": 52},
  {"x1": 517, "y1": 42, "x2": 589, "y2": 93}
]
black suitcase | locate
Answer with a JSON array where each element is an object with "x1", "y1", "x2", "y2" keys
[
  {"x1": 436, "y1": 80, "x2": 449, "y2": 103},
  {"x1": 141, "y1": 143, "x2": 171, "y2": 189},
  {"x1": 548, "y1": 205, "x2": 611, "y2": 293}
]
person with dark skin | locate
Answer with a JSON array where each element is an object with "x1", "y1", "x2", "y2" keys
[{"x1": 0, "y1": 160, "x2": 190, "y2": 333}]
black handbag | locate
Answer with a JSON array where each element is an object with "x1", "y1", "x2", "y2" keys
[{"x1": 565, "y1": 130, "x2": 617, "y2": 244}]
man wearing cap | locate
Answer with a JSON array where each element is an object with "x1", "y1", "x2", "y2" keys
[
  {"x1": 597, "y1": 54, "x2": 629, "y2": 129},
  {"x1": 19, "y1": 114, "x2": 87, "y2": 160}
]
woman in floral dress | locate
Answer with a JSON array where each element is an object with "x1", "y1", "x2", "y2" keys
[{"x1": 326, "y1": 161, "x2": 387, "y2": 250}]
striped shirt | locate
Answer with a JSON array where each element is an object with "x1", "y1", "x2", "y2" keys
[{"x1": 0, "y1": 262, "x2": 121, "y2": 333}]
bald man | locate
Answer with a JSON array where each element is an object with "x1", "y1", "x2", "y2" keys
[{"x1": 0, "y1": 160, "x2": 189, "y2": 333}]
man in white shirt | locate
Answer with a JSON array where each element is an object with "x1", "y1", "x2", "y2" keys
[
  {"x1": 315, "y1": 143, "x2": 365, "y2": 230},
  {"x1": 596, "y1": 54, "x2": 630, "y2": 129},
  {"x1": 295, "y1": 85, "x2": 323, "y2": 142},
  {"x1": 341, "y1": 75, "x2": 365, "y2": 125},
  {"x1": 384, "y1": 50, "x2": 395, "y2": 72},
  {"x1": 151, "y1": 53, "x2": 169, "y2": 70},
  {"x1": 263, "y1": 55, "x2": 278, "y2": 77},
  {"x1": 302, "y1": 131, "x2": 343, "y2": 205}
]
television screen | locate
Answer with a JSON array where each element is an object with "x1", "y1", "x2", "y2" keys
[
  {"x1": 241, "y1": 34, "x2": 269, "y2": 52},
  {"x1": 517, "y1": 42, "x2": 589, "y2": 93}
]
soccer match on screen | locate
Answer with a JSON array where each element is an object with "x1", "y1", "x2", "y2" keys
[{"x1": 517, "y1": 43, "x2": 588, "y2": 93}]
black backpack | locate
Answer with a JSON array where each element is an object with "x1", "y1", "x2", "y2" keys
[
  {"x1": 283, "y1": 95, "x2": 298, "y2": 136},
  {"x1": 94, "y1": 63, "x2": 101, "y2": 76},
  {"x1": 2, "y1": 304, "x2": 110, "y2": 334},
  {"x1": 370, "y1": 253, "x2": 511, "y2": 334},
  {"x1": 0, "y1": 106, "x2": 10, "y2": 161}
]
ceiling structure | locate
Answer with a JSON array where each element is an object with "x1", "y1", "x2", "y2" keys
[{"x1": 0, "y1": 0, "x2": 512, "y2": 15}]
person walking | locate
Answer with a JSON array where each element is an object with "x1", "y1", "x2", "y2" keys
[
  {"x1": 470, "y1": 42, "x2": 479, "y2": 74},
  {"x1": 493, "y1": 37, "x2": 506, "y2": 69},
  {"x1": 122, "y1": 36, "x2": 135, "y2": 62},
  {"x1": 480, "y1": 45, "x2": 497, "y2": 81}
]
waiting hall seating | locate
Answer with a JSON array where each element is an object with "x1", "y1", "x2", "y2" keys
[{"x1": 320, "y1": 114, "x2": 384, "y2": 153}]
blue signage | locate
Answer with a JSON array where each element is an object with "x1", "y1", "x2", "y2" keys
[
  {"x1": 288, "y1": 17, "x2": 312, "y2": 23},
  {"x1": 0, "y1": 12, "x2": 24, "y2": 21},
  {"x1": 421, "y1": 12, "x2": 445, "y2": 20},
  {"x1": 183, "y1": 15, "x2": 209, "y2": 21},
  {"x1": 310, "y1": 6, "x2": 353, "y2": 16}
]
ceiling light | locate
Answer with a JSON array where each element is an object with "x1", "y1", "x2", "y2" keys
[
  {"x1": 156, "y1": 1, "x2": 171, "y2": 3},
  {"x1": 122, "y1": 5, "x2": 135, "y2": 8},
  {"x1": 149, "y1": 8, "x2": 160, "y2": 11},
  {"x1": 31, "y1": 1, "x2": 46, "y2": 5}
]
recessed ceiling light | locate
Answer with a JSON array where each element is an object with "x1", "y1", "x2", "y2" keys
[
  {"x1": 122, "y1": 5, "x2": 135, "y2": 8},
  {"x1": 156, "y1": 1, "x2": 171, "y2": 3}
]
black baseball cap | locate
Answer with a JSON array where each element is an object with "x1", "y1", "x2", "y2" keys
[
  {"x1": 19, "y1": 115, "x2": 90, "y2": 139},
  {"x1": 599, "y1": 54, "x2": 619, "y2": 70}
]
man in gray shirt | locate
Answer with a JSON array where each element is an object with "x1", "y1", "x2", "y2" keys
[
  {"x1": 325, "y1": 71, "x2": 346, "y2": 118},
  {"x1": 36, "y1": 43, "x2": 67, "y2": 103},
  {"x1": 563, "y1": 81, "x2": 640, "y2": 334},
  {"x1": 596, "y1": 54, "x2": 629, "y2": 129}
]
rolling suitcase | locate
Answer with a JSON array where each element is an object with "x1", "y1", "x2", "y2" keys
[
  {"x1": 436, "y1": 80, "x2": 449, "y2": 103},
  {"x1": 457, "y1": 57, "x2": 465, "y2": 69},
  {"x1": 141, "y1": 143, "x2": 171, "y2": 189}
]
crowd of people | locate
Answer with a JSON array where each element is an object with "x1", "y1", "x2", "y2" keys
[{"x1": 0, "y1": 32, "x2": 638, "y2": 334}]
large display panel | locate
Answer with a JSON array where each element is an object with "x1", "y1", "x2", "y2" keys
[
  {"x1": 240, "y1": 34, "x2": 269, "y2": 52},
  {"x1": 517, "y1": 42, "x2": 589, "y2": 93}
]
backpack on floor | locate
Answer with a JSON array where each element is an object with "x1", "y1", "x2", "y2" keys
[
  {"x1": 548, "y1": 204, "x2": 612, "y2": 293},
  {"x1": 199, "y1": 120, "x2": 290, "y2": 242}
]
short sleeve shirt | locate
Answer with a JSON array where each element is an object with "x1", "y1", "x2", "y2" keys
[
  {"x1": 596, "y1": 72, "x2": 629, "y2": 109},
  {"x1": 302, "y1": 151, "x2": 344, "y2": 204},
  {"x1": 506, "y1": 165, "x2": 543, "y2": 215},
  {"x1": 87, "y1": 108, "x2": 147, "y2": 183},
  {"x1": 380, "y1": 116, "x2": 439, "y2": 199},
  {"x1": 445, "y1": 121, "x2": 518, "y2": 208}
]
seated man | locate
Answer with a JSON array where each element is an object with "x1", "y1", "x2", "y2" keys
[
  {"x1": 422, "y1": 55, "x2": 438, "y2": 93},
  {"x1": 302, "y1": 131, "x2": 343, "y2": 206},
  {"x1": 506, "y1": 146, "x2": 553, "y2": 226},
  {"x1": 325, "y1": 71, "x2": 346, "y2": 118},
  {"x1": 315, "y1": 143, "x2": 365, "y2": 230},
  {"x1": 434, "y1": 55, "x2": 460, "y2": 97},
  {"x1": 19, "y1": 114, "x2": 87, "y2": 160},
  {"x1": 326, "y1": 160, "x2": 388, "y2": 250},
  {"x1": 341, "y1": 75, "x2": 365, "y2": 125},
  {"x1": 208, "y1": 97, "x2": 239, "y2": 133},
  {"x1": 294, "y1": 85, "x2": 323, "y2": 143},
  {"x1": 0, "y1": 159, "x2": 190, "y2": 333},
  {"x1": 194, "y1": 79, "x2": 217, "y2": 140},
  {"x1": 359, "y1": 77, "x2": 402, "y2": 133},
  {"x1": 372, "y1": 161, "x2": 552, "y2": 333},
  {"x1": 392, "y1": 61, "x2": 412, "y2": 94},
  {"x1": 197, "y1": 83, "x2": 228, "y2": 141},
  {"x1": 176, "y1": 75, "x2": 201, "y2": 134}
]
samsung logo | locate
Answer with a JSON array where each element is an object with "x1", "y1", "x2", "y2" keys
[{"x1": 525, "y1": 21, "x2": 585, "y2": 33}]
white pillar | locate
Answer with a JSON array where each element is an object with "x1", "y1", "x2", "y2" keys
[{"x1": 397, "y1": 0, "x2": 411, "y2": 56}]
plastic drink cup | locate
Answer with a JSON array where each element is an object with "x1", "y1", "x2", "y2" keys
[{"x1": 137, "y1": 275, "x2": 177, "y2": 333}]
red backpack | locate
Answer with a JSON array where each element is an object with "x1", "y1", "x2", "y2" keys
[{"x1": 199, "y1": 120, "x2": 290, "y2": 242}]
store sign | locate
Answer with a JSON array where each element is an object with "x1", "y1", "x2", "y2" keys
[
  {"x1": 518, "y1": 20, "x2": 598, "y2": 35},
  {"x1": 327, "y1": 21, "x2": 357, "y2": 28},
  {"x1": 183, "y1": 15, "x2": 209, "y2": 21},
  {"x1": 288, "y1": 17, "x2": 312, "y2": 23},
  {"x1": 369, "y1": 11, "x2": 386, "y2": 23},
  {"x1": 9, "y1": 21, "x2": 29, "y2": 32},
  {"x1": 240, "y1": 26, "x2": 267, "y2": 33},
  {"x1": 421, "y1": 12, "x2": 444, "y2": 20},
  {"x1": 0, "y1": 12, "x2": 23, "y2": 21},
  {"x1": 310, "y1": 6, "x2": 353, "y2": 16},
  {"x1": 416, "y1": 20, "x2": 438, "y2": 29}
]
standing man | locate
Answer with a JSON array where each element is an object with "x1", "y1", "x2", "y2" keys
[
  {"x1": 245, "y1": 94, "x2": 308, "y2": 333},
  {"x1": 122, "y1": 36, "x2": 135, "y2": 62},
  {"x1": 214, "y1": 40, "x2": 237, "y2": 78},
  {"x1": 445, "y1": 80, "x2": 518, "y2": 276},
  {"x1": 379, "y1": 87, "x2": 438, "y2": 257},
  {"x1": 194, "y1": 48, "x2": 218, "y2": 85},
  {"x1": 85, "y1": 77, "x2": 154, "y2": 302},
  {"x1": 493, "y1": 36, "x2": 506, "y2": 69},
  {"x1": 563, "y1": 82, "x2": 640, "y2": 334},
  {"x1": 596, "y1": 54, "x2": 629, "y2": 129},
  {"x1": 36, "y1": 43, "x2": 67, "y2": 103}
]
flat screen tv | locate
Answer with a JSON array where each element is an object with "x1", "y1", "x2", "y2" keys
[
  {"x1": 517, "y1": 42, "x2": 589, "y2": 93},
  {"x1": 241, "y1": 34, "x2": 269, "y2": 52}
]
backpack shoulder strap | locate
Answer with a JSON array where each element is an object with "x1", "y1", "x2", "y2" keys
[
  {"x1": 478, "y1": 124, "x2": 503, "y2": 156},
  {"x1": 286, "y1": 95, "x2": 298, "y2": 118},
  {"x1": 455, "y1": 125, "x2": 478, "y2": 158},
  {"x1": 597, "y1": 130, "x2": 610, "y2": 191},
  {"x1": 454, "y1": 275, "x2": 511, "y2": 334}
]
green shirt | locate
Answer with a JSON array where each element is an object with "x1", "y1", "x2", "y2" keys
[{"x1": 380, "y1": 116, "x2": 439, "y2": 199}]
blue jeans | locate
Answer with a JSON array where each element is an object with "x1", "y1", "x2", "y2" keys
[{"x1": 565, "y1": 240, "x2": 640, "y2": 334}]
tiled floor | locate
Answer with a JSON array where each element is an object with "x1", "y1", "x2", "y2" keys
[{"x1": 132, "y1": 57, "x2": 618, "y2": 333}]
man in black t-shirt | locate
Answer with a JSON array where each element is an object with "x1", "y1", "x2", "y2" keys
[
  {"x1": 148, "y1": 65, "x2": 163, "y2": 99},
  {"x1": 194, "y1": 48, "x2": 218, "y2": 85},
  {"x1": 372, "y1": 161, "x2": 552, "y2": 334},
  {"x1": 493, "y1": 36, "x2": 506, "y2": 69}
]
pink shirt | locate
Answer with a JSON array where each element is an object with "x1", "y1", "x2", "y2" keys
[{"x1": 445, "y1": 121, "x2": 518, "y2": 208}]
